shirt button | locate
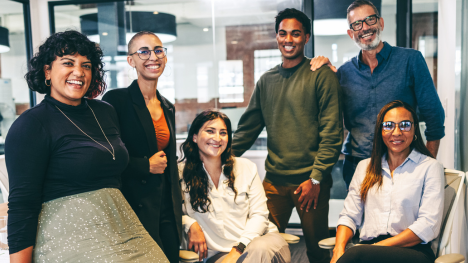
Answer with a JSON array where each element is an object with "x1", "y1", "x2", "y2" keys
[
  {"x1": 142, "y1": 180, "x2": 147, "y2": 184},
  {"x1": 138, "y1": 204, "x2": 143, "y2": 208}
]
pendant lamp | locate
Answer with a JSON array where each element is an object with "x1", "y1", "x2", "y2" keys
[{"x1": 0, "y1": 26, "x2": 10, "y2": 53}]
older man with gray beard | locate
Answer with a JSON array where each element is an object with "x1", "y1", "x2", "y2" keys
[{"x1": 310, "y1": 0, "x2": 444, "y2": 189}]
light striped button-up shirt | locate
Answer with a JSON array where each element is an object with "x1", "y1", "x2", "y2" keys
[{"x1": 337, "y1": 149, "x2": 444, "y2": 243}]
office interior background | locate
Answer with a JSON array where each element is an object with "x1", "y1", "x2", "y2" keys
[{"x1": 0, "y1": 0, "x2": 467, "y2": 258}]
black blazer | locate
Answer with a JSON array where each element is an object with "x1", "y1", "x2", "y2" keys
[{"x1": 102, "y1": 80, "x2": 182, "y2": 244}]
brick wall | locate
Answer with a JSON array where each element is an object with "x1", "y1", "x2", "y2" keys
[{"x1": 173, "y1": 23, "x2": 278, "y2": 133}]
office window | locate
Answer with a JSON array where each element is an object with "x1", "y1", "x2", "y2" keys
[
  {"x1": 254, "y1": 49, "x2": 282, "y2": 83},
  {"x1": 0, "y1": 0, "x2": 29, "y2": 154},
  {"x1": 218, "y1": 60, "x2": 244, "y2": 103}
]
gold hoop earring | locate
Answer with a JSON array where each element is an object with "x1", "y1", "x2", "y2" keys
[
  {"x1": 414, "y1": 135, "x2": 417, "y2": 141},
  {"x1": 45, "y1": 79, "x2": 51, "y2": 86}
]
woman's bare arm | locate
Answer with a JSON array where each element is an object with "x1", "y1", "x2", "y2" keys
[
  {"x1": 374, "y1": 229, "x2": 423, "y2": 247},
  {"x1": 331, "y1": 225, "x2": 354, "y2": 263},
  {"x1": 10, "y1": 246, "x2": 33, "y2": 263}
]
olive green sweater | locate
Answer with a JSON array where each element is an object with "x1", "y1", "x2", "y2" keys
[{"x1": 232, "y1": 58, "x2": 343, "y2": 186}]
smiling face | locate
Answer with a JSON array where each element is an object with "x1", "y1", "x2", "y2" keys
[
  {"x1": 44, "y1": 54, "x2": 92, "y2": 106},
  {"x1": 276, "y1": 18, "x2": 310, "y2": 64},
  {"x1": 382, "y1": 107, "x2": 414, "y2": 157},
  {"x1": 347, "y1": 5, "x2": 384, "y2": 51},
  {"x1": 193, "y1": 118, "x2": 229, "y2": 162},
  {"x1": 127, "y1": 34, "x2": 167, "y2": 81}
]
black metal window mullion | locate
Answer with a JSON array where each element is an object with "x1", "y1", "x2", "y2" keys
[
  {"x1": 396, "y1": 0, "x2": 412, "y2": 48},
  {"x1": 303, "y1": 0, "x2": 314, "y2": 58},
  {"x1": 11, "y1": 0, "x2": 35, "y2": 107}
]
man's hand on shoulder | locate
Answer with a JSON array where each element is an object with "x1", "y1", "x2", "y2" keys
[
  {"x1": 295, "y1": 179, "x2": 321, "y2": 212},
  {"x1": 310, "y1": 56, "x2": 337, "y2": 73}
]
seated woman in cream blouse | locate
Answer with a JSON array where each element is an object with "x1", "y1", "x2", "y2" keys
[
  {"x1": 332, "y1": 100, "x2": 444, "y2": 263},
  {"x1": 178, "y1": 110, "x2": 290, "y2": 263}
]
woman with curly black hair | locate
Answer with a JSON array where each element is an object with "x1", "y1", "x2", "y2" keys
[
  {"x1": 5, "y1": 30, "x2": 169, "y2": 263},
  {"x1": 179, "y1": 110, "x2": 290, "y2": 263}
]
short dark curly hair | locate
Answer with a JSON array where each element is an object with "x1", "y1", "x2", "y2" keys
[
  {"x1": 25, "y1": 30, "x2": 106, "y2": 98},
  {"x1": 275, "y1": 8, "x2": 311, "y2": 35}
]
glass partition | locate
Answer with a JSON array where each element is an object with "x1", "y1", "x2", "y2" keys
[
  {"x1": 51, "y1": 0, "x2": 303, "y2": 138},
  {"x1": 413, "y1": 0, "x2": 438, "y2": 88},
  {"x1": 0, "y1": 0, "x2": 29, "y2": 155}
]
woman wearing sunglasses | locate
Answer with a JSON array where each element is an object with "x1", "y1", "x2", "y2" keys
[
  {"x1": 102, "y1": 31, "x2": 181, "y2": 262},
  {"x1": 331, "y1": 100, "x2": 444, "y2": 263}
]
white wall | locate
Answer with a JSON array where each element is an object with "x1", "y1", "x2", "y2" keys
[{"x1": 437, "y1": 0, "x2": 457, "y2": 169}]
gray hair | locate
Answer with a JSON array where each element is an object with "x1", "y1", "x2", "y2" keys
[{"x1": 347, "y1": 0, "x2": 380, "y2": 23}]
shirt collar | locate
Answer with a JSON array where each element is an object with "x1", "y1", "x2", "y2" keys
[
  {"x1": 202, "y1": 162, "x2": 226, "y2": 187},
  {"x1": 381, "y1": 148, "x2": 423, "y2": 171},
  {"x1": 357, "y1": 41, "x2": 391, "y2": 70}
]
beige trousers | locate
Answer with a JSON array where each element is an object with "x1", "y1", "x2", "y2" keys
[{"x1": 206, "y1": 232, "x2": 291, "y2": 263}]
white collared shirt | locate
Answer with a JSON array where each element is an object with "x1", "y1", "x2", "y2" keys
[
  {"x1": 337, "y1": 149, "x2": 444, "y2": 243},
  {"x1": 179, "y1": 157, "x2": 278, "y2": 255}
]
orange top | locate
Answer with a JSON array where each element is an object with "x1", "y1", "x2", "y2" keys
[{"x1": 152, "y1": 113, "x2": 170, "y2": 151}]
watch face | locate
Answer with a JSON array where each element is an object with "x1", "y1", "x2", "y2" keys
[{"x1": 234, "y1": 242, "x2": 246, "y2": 253}]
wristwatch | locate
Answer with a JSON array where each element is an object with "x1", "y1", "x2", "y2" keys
[
  {"x1": 233, "y1": 242, "x2": 246, "y2": 253},
  {"x1": 311, "y1": 178, "x2": 320, "y2": 185}
]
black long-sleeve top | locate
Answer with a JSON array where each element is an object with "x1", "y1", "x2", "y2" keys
[{"x1": 5, "y1": 95, "x2": 129, "y2": 254}]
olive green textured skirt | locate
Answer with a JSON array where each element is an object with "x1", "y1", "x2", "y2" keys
[{"x1": 34, "y1": 188, "x2": 169, "y2": 263}]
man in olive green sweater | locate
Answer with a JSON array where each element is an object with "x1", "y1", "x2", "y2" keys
[{"x1": 232, "y1": 8, "x2": 343, "y2": 263}]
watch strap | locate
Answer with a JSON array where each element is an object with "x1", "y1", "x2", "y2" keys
[
  {"x1": 233, "y1": 242, "x2": 246, "y2": 253},
  {"x1": 311, "y1": 178, "x2": 320, "y2": 185}
]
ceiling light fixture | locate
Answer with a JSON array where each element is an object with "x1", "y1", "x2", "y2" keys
[
  {"x1": 0, "y1": 26, "x2": 10, "y2": 53},
  {"x1": 80, "y1": 11, "x2": 177, "y2": 45}
]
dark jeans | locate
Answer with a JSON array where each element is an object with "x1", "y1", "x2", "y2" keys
[
  {"x1": 337, "y1": 235, "x2": 435, "y2": 263},
  {"x1": 343, "y1": 155, "x2": 364, "y2": 189}
]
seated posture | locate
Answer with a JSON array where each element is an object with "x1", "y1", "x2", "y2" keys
[
  {"x1": 179, "y1": 110, "x2": 291, "y2": 263},
  {"x1": 333, "y1": 100, "x2": 444, "y2": 263}
]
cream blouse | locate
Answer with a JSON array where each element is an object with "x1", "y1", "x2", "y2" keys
[{"x1": 179, "y1": 157, "x2": 278, "y2": 256}]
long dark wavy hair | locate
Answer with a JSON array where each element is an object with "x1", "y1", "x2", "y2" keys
[
  {"x1": 179, "y1": 110, "x2": 237, "y2": 213},
  {"x1": 25, "y1": 30, "x2": 106, "y2": 98},
  {"x1": 360, "y1": 100, "x2": 434, "y2": 202}
]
